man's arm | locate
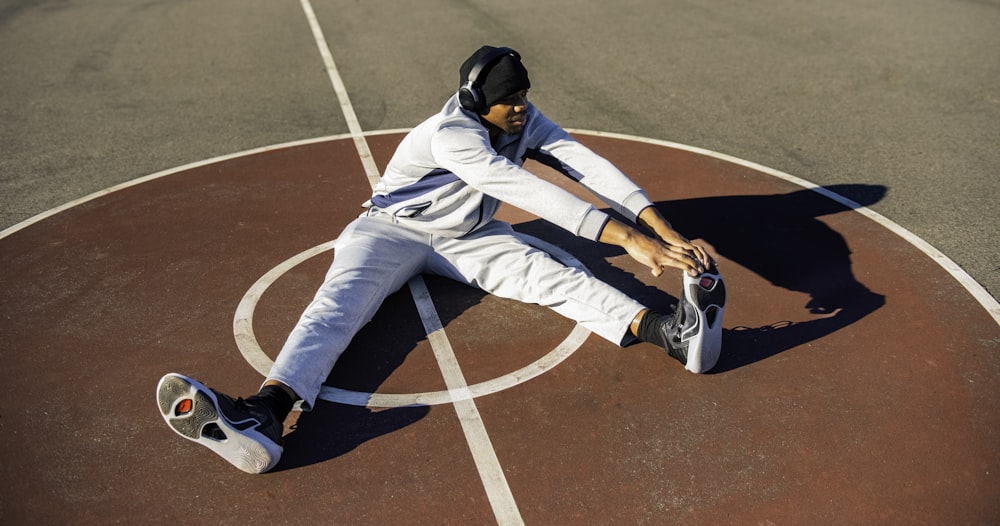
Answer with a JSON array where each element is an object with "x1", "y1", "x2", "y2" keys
[
  {"x1": 523, "y1": 109, "x2": 714, "y2": 267},
  {"x1": 523, "y1": 109, "x2": 654, "y2": 224},
  {"x1": 636, "y1": 205, "x2": 712, "y2": 270},
  {"x1": 598, "y1": 216, "x2": 707, "y2": 277}
]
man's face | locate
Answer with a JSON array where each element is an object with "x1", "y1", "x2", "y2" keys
[{"x1": 481, "y1": 90, "x2": 529, "y2": 135}]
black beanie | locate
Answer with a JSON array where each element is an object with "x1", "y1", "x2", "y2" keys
[{"x1": 459, "y1": 46, "x2": 531, "y2": 107}]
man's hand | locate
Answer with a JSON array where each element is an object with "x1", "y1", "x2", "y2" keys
[
  {"x1": 599, "y1": 218, "x2": 705, "y2": 277},
  {"x1": 637, "y1": 206, "x2": 713, "y2": 270}
]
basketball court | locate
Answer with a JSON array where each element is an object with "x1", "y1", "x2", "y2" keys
[
  {"x1": 2, "y1": 128, "x2": 997, "y2": 524},
  {"x1": 1, "y1": 1, "x2": 998, "y2": 524}
]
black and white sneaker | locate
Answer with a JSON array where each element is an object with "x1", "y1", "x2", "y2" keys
[
  {"x1": 662, "y1": 264, "x2": 726, "y2": 373},
  {"x1": 156, "y1": 373, "x2": 283, "y2": 474}
]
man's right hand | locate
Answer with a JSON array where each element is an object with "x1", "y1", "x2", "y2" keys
[{"x1": 598, "y1": 219, "x2": 706, "y2": 277}]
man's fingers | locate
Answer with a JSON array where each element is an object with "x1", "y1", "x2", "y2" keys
[
  {"x1": 671, "y1": 246, "x2": 704, "y2": 272},
  {"x1": 631, "y1": 231, "x2": 712, "y2": 278},
  {"x1": 694, "y1": 245, "x2": 714, "y2": 269},
  {"x1": 668, "y1": 241, "x2": 712, "y2": 271},
  {"x1": 650, "y1": 249, "x2": 701, "y2": 277}
]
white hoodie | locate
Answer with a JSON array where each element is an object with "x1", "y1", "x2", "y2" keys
[{"x1": 369, "y1": 95, "x2": 654, "y2": 241}]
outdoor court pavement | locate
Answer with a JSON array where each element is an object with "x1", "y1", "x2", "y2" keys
[
  {"x1": 2, "y1": 1, "x2": 999, "y2": 525},
  {"x1": 2, "y1": 131, "x2": 998, "y2": 524}
]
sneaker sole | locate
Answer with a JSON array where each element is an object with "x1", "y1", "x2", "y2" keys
[
  {"x1": 156, "y1": 373, "x2": 282, "y2": 474},
  {"x1": 680, "y1": 267, "x2": 726, "y2": 373}
]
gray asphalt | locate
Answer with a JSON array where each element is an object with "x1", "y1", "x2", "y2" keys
[{"x1": 2, "y1": 0, "x2": 998, "y2": 299}]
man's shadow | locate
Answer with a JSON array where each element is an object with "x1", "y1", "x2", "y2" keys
[
  {"x1": 666, "y1": 183, "x2": 887, "y2": 371},
  {"x1": 515, "y1": 183, "x2": 888, "y2": 372}
]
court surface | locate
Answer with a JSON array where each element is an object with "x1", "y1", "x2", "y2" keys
[{"x1": 1, "y1": 1, "x2": 998, "y2": 524}]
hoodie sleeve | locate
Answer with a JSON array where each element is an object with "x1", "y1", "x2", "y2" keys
[
  {"x1": 523, "y1": 109, "x2": 654, "y2": 223},
  {"x1": 430, "y1": 120, "x2": 612, "y2": 240}
]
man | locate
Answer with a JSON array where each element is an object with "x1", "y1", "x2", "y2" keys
[{"x1": 156, "y1": 46, "x2": 723, "y2": 474}]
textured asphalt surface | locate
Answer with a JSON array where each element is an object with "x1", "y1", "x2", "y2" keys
[
  {"x1": 2, "y1": 2, "x2": 999, "y2": 524},
  {"x1": 1, "y1": 0, "x2": 997, "y2": 299}
]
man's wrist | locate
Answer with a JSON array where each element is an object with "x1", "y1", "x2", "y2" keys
[{"x1": 637, "y1": 205, "x2": 672, "y2": 235}]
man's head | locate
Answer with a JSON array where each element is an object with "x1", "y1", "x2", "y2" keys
[{"x1": 458, "y1": 46, "x2": 531, "y2": 115}]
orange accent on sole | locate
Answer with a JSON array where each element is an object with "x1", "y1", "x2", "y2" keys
[{"x1": 176, "y1": 398, "x2": 193, "y2": 416}]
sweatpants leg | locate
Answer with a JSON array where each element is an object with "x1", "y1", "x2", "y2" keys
[
  {"x1": 428, "y1": 220, "x2": 646, "y2": 345},
  {"x1": 267, "y1": 215, "x2": 430, "y2": 410}
]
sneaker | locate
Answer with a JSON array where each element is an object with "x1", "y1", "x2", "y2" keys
[
  {"x1": 156, "y1": 373, "x2": 283, "y2": 474},
  {"x1": 661, "y1": 264, "x2": 727, "y2": 373}
]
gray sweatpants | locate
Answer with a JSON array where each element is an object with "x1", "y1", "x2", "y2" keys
[{"x1": 267, "y1": 212, "x2": 646, "y2": 409}]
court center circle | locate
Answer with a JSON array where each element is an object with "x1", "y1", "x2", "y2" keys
[{"x1": 233, "y1": 233, "x2": 593, "y2": 408}]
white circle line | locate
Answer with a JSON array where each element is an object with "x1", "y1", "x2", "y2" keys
[
  {"x1": 232, "y1": 233, "x2": 594, "y2": 407},
  {"x1": 319, "y1": 324, "x2": 592, "y2": 408},
  {"x1": 233, "y1": 239, "x2": 338, "y2": 376},
  {"x1": 4, "y1": 129, "x2": 995, "y2": 326},
  {"x1": 0, "y1": 130, "x2": 410, "y2": 242},
  {"x1": 567, "y1": 129, "x2": 1000, "y2": 324}
]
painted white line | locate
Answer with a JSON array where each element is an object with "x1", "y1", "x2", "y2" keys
[
  {"x1": 407, "y1": 276, "x2": 524, "y2": 525},
  {"x1": 567, "y1": 129, "x2": 1000, "y2": 323},
  {"x1": 320, "y1": 323, "x2": 590, "y2": 407},
  {"x1": 459, "y1": 325, "x2": 592, "y2": 399},
  {"x1": 0, "y1": 131, "x2": 409, "y2": 242},
  {"x1": 297, "y1": 4, "x2": 524, "y2": 522},
  {"x1": 299, "y1": 0, "x2": 380, "y2": 188}
]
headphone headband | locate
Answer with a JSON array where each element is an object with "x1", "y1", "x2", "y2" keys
[
  {"x1": 458, "y1": 47, "x2": 522, "y2": 114},
  {"x1": 466, "y1": 47, "x2": 520, "y2": 86}
]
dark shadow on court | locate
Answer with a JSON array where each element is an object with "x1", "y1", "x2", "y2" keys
[
  {"x1": 517, "y1": 183, "x2": 887, "y2": 371},
  {"x1": 275, "y1": 402, "x2": 430, "y2": 472},
  {"x1": 662, "y1": 183, "x2": 887, "y2": 372},
  {"x1": 272, "y1": 274, "x2": 486, "y2": 472}
]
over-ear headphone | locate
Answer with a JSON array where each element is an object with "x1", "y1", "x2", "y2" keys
[{"x1": 458, "y1": 47, "x2": 521, "y2": 115}]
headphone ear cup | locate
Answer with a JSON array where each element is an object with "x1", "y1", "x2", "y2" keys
[{"x1": 458, "y1": 81, "x2": 485, "y2": 114}]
